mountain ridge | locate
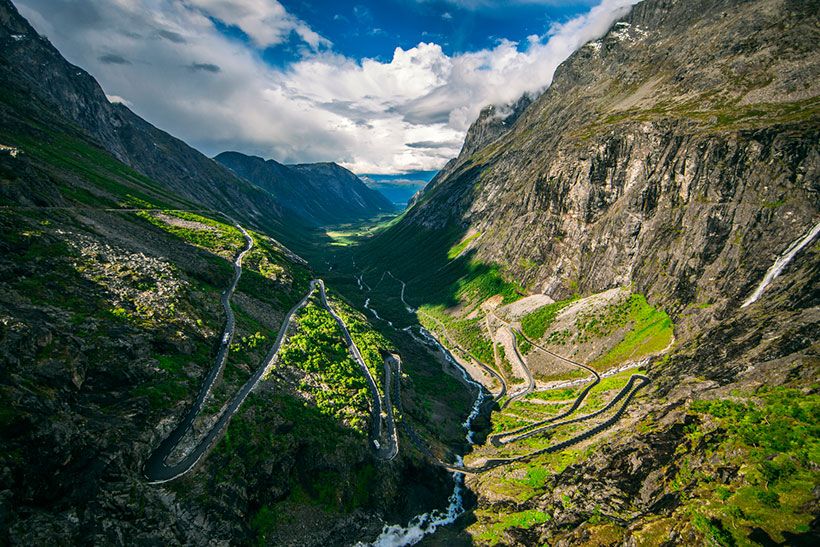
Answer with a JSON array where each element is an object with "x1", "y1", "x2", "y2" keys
[
  {"x1": 215, "y1": 150, "x2": 394, "y2": 227},
  {"x1": 0, "y1": 0, "x2": 393, "y2": 237},
  {"x1": 347, "y1": 0, "x2": 820, "y2": 543}
]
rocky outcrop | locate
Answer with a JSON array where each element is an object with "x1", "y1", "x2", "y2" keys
[
  {"x1": 411, "y1": 93, "x2": 533, "y2": 208},
  {"x1": 363, "y1": 0, "x2": 820, "y2": 544}
]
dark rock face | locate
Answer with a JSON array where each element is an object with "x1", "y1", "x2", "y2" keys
[{"x1": 216, "y1": 152, "x2": 395, "y2": 226}]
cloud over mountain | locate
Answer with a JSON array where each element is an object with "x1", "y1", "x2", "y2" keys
[{"x1": 16, "y1": 0, "x2": 636, "y2": 174}]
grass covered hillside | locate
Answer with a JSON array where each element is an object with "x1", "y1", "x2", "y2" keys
[{"x1": 0, "y1": 67, "x2": 452, "y2": 544}]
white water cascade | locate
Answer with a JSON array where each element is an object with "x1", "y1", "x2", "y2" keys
[
  {"x1": 359, "y1": 327, "x2": 488, "y2": 546},
  {"x1": 741, "y1": 220, "x2": 820, "y2": 308},
  {"x1": 351, "y1": 269, "x2": 488, "y2": 545},
  {"x1": 364, "y1": 297, "x2": 393, "y2": 327}
]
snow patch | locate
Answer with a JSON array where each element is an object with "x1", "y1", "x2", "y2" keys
[{"x1": 585, "y1": 40, "x2": 602, "y2": 52}]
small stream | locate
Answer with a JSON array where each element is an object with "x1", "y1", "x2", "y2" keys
[
  {"x1": 353, "y1": 269, "x2": 489, "y2": 546},
  {"x1": 361, "y1": 325, "x2": 488, "y2": 545},
  {"x1": 364, "y1": 297, "x2": 393, "y2": 327}
]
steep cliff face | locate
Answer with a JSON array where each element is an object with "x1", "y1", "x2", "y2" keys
[
  {"x1": 399, "y1": 0, "x2": 818, "y2": 327},
  {"x1": 216, "y1": 152, "x2": 394, "y2": 226},
  {"x1": 410, "y1": 93, "x2": 533, "y2": 208},
  {"x1": 357, "y1": 0, "x2": 819, "y2": 544}
]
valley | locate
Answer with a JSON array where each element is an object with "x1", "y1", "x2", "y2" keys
[{"x1": 1, "y1": 0, "x2": 818, "y2": 545}]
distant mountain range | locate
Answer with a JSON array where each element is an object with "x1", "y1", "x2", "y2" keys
[{"x1": 215, "y1": 152, "x2": 393, "y2": 226}]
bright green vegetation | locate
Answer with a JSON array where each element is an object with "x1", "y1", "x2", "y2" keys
[
  {"x1": 491, "y1": 370, "x2": 631, "y2": 439},
  {"x1": 328, "y1": 295, "x2": 391, "y2": 390},
  {"x1": 491, "y1": 412, "x2": 533, "y2": 434},
  {"x1": 579, "y1": 369, "x2": 635, "y2": 411},
  {"x1": 506, "y1": 399, "x2": 562, "y2": 418},
  {"x1": 514, "y1": 330, "x2": 532, "y2": 355},
  {"x1": 472, "y1": 449, "x2": 582, "y2": 506},
  {"x1": 474, "y1": 508, "x2": 550, "y2": 543},
  {"x1": 520, "y1": 297, "x2": 577, "y2": 340},
  {"x1": 454, "y1": 260, "x2": 523, "y2": 306},
  {"x1": 322, "y1": 213, "x2": 403, "y2": 247},
  {"x1": 418, "y1": 306, "x2": 494, "y2": 365},
  {"x1": 276, "y1": 296, "x2": 370, "y2": 433},
  {"x1": 244, "y1": 232, "x2": 291, "y2": 280},
  {"x1": 526, "y1": 387, "x2": 579, "y2": 402},
  {"x1": 237, "y1": 230, "x2": 312, "y2": 309},
  {"x1": 136, "y1": 210, "x2": 245, "y2": 258},
  {"x1": 674, "y1": 387, "x2": 819, "y2": 545},
  {"x1": 491, "y1": 400, "x2": 561, "y2": 433},
  {"x1": 589, "y1": 294, "x2": 673, "y2": 370},
  {"x1": 447, "y1": 231, "x2": 481, "y2": 259}
]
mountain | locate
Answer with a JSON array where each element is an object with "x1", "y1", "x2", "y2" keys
[
  {"x1": 0, "y1": 0, "x2": 312, "y2": 240},
  {"x1": 2, "y1": 0, "x2": 819, "y2": 544},
  {"x1": 215, "y1": 151, "x2": 395, "y2": 226},
  {"x1": 0, "y1": 1, "x2": 465, "y2": 544},
  {"x1": 352, "y1": 0, "x2": 820, "y2": 543}
]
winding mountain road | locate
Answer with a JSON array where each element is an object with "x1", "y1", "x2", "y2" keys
[
  {"x1": 144, "y1": 224, "x2": 258, "y2": 483},
  {"x1": 417, "y1": 309, "x2": 506, "y2": 402},
  {"x1": 443, "y1": 373, "x2": 650, "y2": 474},
  {"x1": 484, "y1": 315, "x2": 508, "y2": 401},
  {"x1": 489, "y1": 325, "x2": 602, "y2": 445},
  {"x1": 364, "y1": 269, "x2": 651, "y2": 476},
  {"x1": 321, "y1": 280, "x2": 399, "y2": 460},
  {"x1": 144, "y1": 228, "x2": 397, "y2": 483},
  {"x1": 497, "y1": 325, "x2": 535, "y2": 409}
]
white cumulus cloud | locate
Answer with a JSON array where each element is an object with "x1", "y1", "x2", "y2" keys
[{"x1": 15, "y1": 0, "x2": 637, "y2": 174}]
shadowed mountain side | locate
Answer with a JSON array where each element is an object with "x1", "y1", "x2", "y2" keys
[
  {"x1": 0, "y1": 0, "x2": 306, "y2": 241},
  {"x1": 215, "y1": 151, "x2": 395, "y2": 226}
]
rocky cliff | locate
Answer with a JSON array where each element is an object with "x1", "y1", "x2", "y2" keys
[
  {"x1": 382, "y1": 0, "x2": 819, "y2": 328},
  {"x1": 357, "y1": 0, "x2": 820, "y2": 544}
]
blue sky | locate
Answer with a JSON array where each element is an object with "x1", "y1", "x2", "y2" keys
[
  {"x1": 16, "y1": 0, "x2": 635, "y2": 189},
  {"x1": 361, "y1": 170, "x2": 439, "y2": 206},
  {"x1": 268, "y1": 1, "x2": 595, "y2": 63}
]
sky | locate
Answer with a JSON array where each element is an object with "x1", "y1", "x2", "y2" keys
[{"x1": 14, "y1": 0, "x2": 638, "y2": 188}]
